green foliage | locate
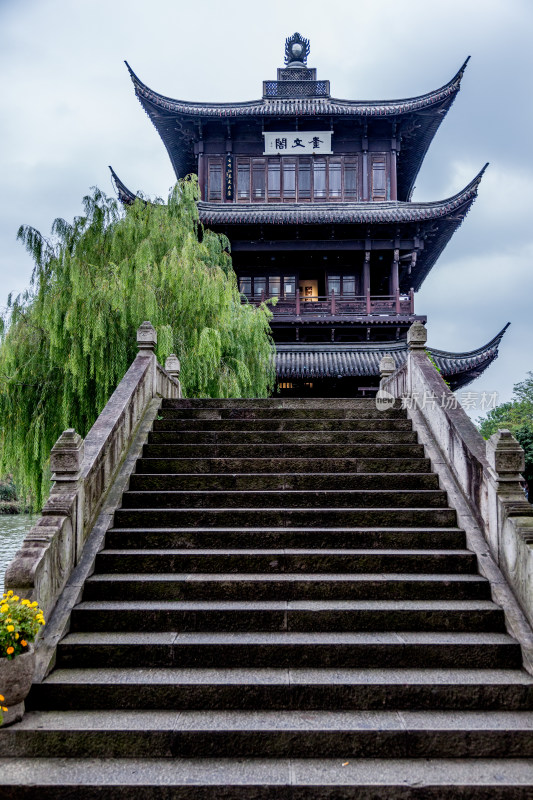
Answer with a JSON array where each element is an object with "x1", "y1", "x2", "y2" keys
[
  {"x1": 0, "y1": 476, "x2": 17, "y2": 503},
  {"x1": 477, "y1": 371, "x2": 533, "y2": 485},
  {"x1": 0, "y1": 591, "x2": 45, "y2": 659},
  {"x1": 0, "y1": 177, "x2": 275, "y2": 506}
]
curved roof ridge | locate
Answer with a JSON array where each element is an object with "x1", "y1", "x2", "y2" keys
[
  {"x1": 429, "y1": 322, "x2": 510, "y2": 360},
  {"x1": 109, "y1": 166, "x2": 137, "y2": 205},
  {"x1": 275, "y1": 322, "x2": 507, "y2": 389},
  {"x1": 197, "y1": 166, "x2": 488, "y2": 225},
  {"x1": 326, "y1": 56, "x2": 470, "y2": 108},
  {"x1": 111, "y1": 165, "x2": 487, "y2": 219},
  {"x1": 125, "y1": 58, "x2": 469, "y2": 117}
]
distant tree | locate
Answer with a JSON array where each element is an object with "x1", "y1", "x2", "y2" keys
[
  {"x1": 0, "y1": 177, "x2": 275, "y2": 506},
  {"x1": 477, "y1": 372, "x2": 533, "y2": 486}
]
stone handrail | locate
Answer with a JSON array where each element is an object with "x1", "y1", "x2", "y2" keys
[
  {"x1": 5, "y1": 322, "x2": 181, "y2": 619},
  {"x1": 380, "y1": 322, "x2": 533, "y2": 632}
]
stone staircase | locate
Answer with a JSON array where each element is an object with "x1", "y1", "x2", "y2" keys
[{"x1": 1, "y1": 398, "x2": 532, "y2": 797}]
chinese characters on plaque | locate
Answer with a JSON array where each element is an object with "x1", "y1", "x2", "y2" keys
[
  {"x1": 225, "y1": 155, "x2": 233, "y2": 200},
  {"x1": 263, "y1": 131, "x2": 333, "y2": 156}
]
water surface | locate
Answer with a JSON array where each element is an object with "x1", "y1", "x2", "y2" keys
[{"x1": 0, "y1": 514, "x2": 39, "y2": 594}]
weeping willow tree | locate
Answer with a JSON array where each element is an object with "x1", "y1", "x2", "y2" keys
[{"x1": 0, "y1": 176, "x2": 275, "y2": 506}]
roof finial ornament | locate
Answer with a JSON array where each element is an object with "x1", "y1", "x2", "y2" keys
[{"x1": 284, "y1": 32, "x2": 310, "y2": 67}]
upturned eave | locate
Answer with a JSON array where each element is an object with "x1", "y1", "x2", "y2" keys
[{"x1": 126, "y1": 59, "x2": 469, "y2": 197}]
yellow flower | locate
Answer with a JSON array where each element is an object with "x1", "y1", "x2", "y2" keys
[
  {"x1": 20, "y1": 639, "x2": 27, "y2": 647},
  {"x1": 0, "y1": 605, "x2": 8, "y2": 614},
  {"x1": 6, "y1": 647, "x2": 14, "y2": 655},
  {"x1": 7, "y1": 591, "x2": 13, "y2": 597},
  {"x1": 6, "y1": 625, "x2": 14, "y2": 633},
  {"x1": 15, "y1": 634, "x2": 19, "y2": 640},
  {"x1": 0, "y1": 695, "x2": 4, "y2": 701},
  {"x1": 21, "y1": 599, "x2": 30, "y2": 606},
  {"x1": 30, "y1": 602, "x2": 38, "y2": 608},
  {"x1": 1, "y1": 707, "x2": 7, "y2": 712},
  {"x1": 12, "y1": 596, "x2": 19, "y2": 602}
]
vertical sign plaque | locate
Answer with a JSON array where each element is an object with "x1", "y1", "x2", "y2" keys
[{"x1": 225, "y1": 155, "x2": 233, "y2": 200}]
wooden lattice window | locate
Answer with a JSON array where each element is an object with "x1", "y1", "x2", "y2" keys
[
  {"x1": 207, "y1": 159, "x2": 222, "y2": 201},
  {"x1": 225, "y1": 156, "x2": 363, "y2": 202},
  {"x1": 371, "y1": 156, "x2": 387, "y2": 201}
]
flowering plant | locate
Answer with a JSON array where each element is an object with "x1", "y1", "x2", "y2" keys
[
  {"x1": 0, "y1": 591, "x2": 45, "y2": 660},
  {"x1": 0, "y1": 695, "x2": 7, "y2": 725}
]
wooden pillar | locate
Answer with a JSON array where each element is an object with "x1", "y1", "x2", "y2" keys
[
  {"x1": 390, "y1": 124, "x2": 398, "y2": 201},
  {"x1": 197, "y1": 149, "x2": 205, "y2": 201},
  {"x1": 295, "y1": 290, "x2": 300, "y2": 316},
  {"x1": 392, "y1": 249, "x2": 400, "y2": 312},
  {"x1": 410, "y1": 288, "x2": 415, "y2": 314},
  {"x1": 390, "y1": 148, "x2": 397, "y2": 201},
  {"x1": 331, "y1": 289, "x2": 336, "y2": 316},
  {"x1": 362, "y1": 125, "x2": 369, "y2": 201},
  {"x1": 364, "y1": 251, "x2": 371, "y2": 313}
]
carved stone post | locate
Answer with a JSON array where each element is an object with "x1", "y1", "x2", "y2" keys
[
  {"x1": 486, "y1": 429, "x2": 526, "y2": 495},
  {"x1": 50, "y1": 429, "x2": 84, "y2": 485},
  {"x1": 406, "y1": 321, "x2": 427, "y2": 396},
  {"x1": 165, "y1": 354, "x2": 182, "y2": 399},
  {"x1": 379, "y1": 355, "x2": 395, "y2": 388},
  {"x1": 46, "y1": 428, "x2": 85, "y2": 570},
  {"x1": 136, "y1": 321, "x2": 157, "y2": 353},
  {"x1": 165, "y1": 354, "x2": 181, "y2": 379},
  {"x1": 407, "y1": 321, "x2": 427, "y2": 350},
  {"x1": 137, "y1": 321, "x2": 157, "y2": 395},
  {"x1": 485, "y1": 429, "x2": 533, "y2": 580}
]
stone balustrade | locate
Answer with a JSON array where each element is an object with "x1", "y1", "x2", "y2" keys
[
  {"x1": 4, "y1": 323, "x2": 181, "y2": 619},
  {"x1": 380, "y1": 322, "x2": 533, "y2": 633}
]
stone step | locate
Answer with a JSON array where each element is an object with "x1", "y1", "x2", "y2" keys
[
  {"x1": 3, "y1": 757, "x2": 533, "y2": 798},
  {"x1": 84, "y1": 572, "x2": 490, "y2": 601},
  {"x1": 69, "y1": 599, "x2": 506, "y2": 634},
  {"x1": 96, "y1": 548, "x2": 477, "y2": 574},
  {"x1": 113, "y1": 507, "x2": 457, "y2": 528},
  {"x1": 105, "y1": 526, "x2": 466, "y2": 550},
  {"x1": 2, "y1": 709, "x2": 532, "y2": 759},
  {"x1": 148, "y1": 430, "x2": 419, "y2": 444},
  {"x1": 128, "y1": 471, "x2": 441, "y2": 492},
  {"x1": 158, "y1": 407, "x2": 407, "y2": 419},
  {"x1": 54, "y1": 631, "x2": 524, "y2": 670},
  {"x1": 120, "y1": 489, "x2": 449, "y2": 510},
  {"x1": 162, "y1": 398, "x2": 389, "y2": 408},
  {"x1": 142, "y1": 443, "x2": 426, "y2": 459},
  {"x1": 134, "y1": 457, "x2": 432, "y2": 474},
  {"x1": 153, "y1": 417, "x2": 414, "y2": 431},
  {"x1": 29, "y1": 667, "x2": 533, "y2": 712}
]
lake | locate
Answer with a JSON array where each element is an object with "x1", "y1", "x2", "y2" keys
[{"x1": 0, "y1": 514, "x2": 39, "y2": 594}]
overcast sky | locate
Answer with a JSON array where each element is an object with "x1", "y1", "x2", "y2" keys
[{"x1": 1, "y1": 0, "x2": 532, "y2": 415}]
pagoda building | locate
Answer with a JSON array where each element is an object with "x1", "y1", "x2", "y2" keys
[{"x1": 111, "y1": 33, "x2": 508, "y2": 396}]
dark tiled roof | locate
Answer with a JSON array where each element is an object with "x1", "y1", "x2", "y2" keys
[
  {"x1": 125, "y1": 60, "x2": 467, "y2": 119},
  {"x1": 275, "y1": 324, "x2": 509, "y2": 390},
  {"x1": 200, "y1": 167, "x2": 487, "y2": 292},
  {"x1": 126, "y1": 59, "x2": 468, "y2": 200},
  {"x1": 109, "y1": 167, "x2": 137, "y2": 206},
  {"x1": 198, "y1": 168, "x2": 485, "y2": 226},
  {"x1": 109, "y1": 165, "x2": 486, "y2": 292}
]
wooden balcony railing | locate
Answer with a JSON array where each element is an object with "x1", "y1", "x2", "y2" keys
[{"x1": 242, "y1": 289, "x2": 415, "y2": 317}]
